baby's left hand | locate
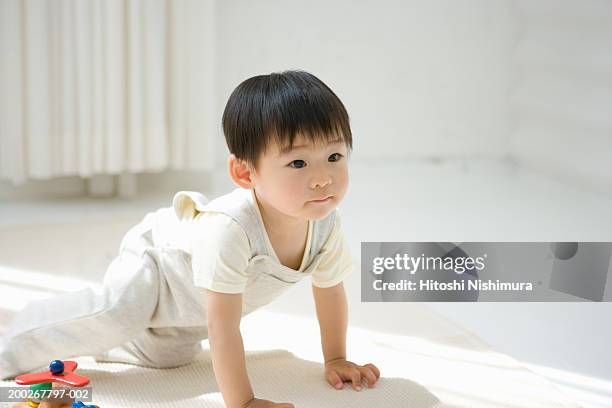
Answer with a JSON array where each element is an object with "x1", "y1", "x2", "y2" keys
[{"x1": 324, "y1": 358, "x2": 380, "y2": 391}]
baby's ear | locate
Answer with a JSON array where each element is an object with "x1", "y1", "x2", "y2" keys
[
  {"x1": 172, "y1": 191, "x2": 209, "y2": 221},
  {"x1": 228, "y1": 154, "x2": 255, "y2": 189}
]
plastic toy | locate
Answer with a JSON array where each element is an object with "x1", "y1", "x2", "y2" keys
[
  {"x1": 16, "y1": 360, "x2": 89, "y2": 387},
  {"x1": 11, "y1": 360, "x2": 99, "y2": 408}
]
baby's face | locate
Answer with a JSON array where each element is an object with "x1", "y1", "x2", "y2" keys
[{"x1": 251, "y1": 133, "x2": 349, "y2": 221}]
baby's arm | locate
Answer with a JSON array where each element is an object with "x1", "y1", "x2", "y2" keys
[
  {"x1": 207, "y1": 290, "x2": 254, "y2": 407},
  {"x1": 207, "y1": 290, "x2": 295, "y2": 408},
  {"x1": 312, "y1": 282, "x2": 348, "y2": 364},
  {"x1": 312, "y1": 282, "x2": 380, "y2": 390}
]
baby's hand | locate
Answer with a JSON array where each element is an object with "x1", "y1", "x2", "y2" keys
[
  {"x1": 244, "y1": 397, "x2": 294, "y2": 408},
  {"x1": 324, "y1": 358, "x2": 381, "y2": 391}
]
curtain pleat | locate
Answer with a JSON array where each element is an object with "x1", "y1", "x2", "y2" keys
[
  {"x1": 0, "y1": 0, "x2": 215, "y2": 185},
  {"x1": 0, "y1": 0, "x2": 25, "y2": 182}
]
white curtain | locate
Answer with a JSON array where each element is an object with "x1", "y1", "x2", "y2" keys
[{"x1": 0, "y1": 0, "x2": 216, "y2": 185}]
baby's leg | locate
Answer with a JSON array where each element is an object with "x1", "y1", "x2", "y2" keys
[
  {"x1": 0, "y1": 248, "x2": 161, "y2": 380},
  {"x1": 94, "y1": 247, "x2": 211, "y2": 369},
  {"x1": 94, "y1": 326, "x2": 208, "y2": 369}
]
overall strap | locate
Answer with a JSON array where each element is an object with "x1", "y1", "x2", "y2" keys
[
  {"x1": 199, "y1": 188, "x2": 268, "y2": 258},
  {"x1": 174, "y1": 188, "x2": 338, "y2": 265},
  {"x1": 308, "y1": 209, "x2": 336, "y2": 260}
]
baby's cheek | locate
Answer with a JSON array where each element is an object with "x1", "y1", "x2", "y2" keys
[
  {"x1": 337, "y1": 164, "x2": 349, "y2": 184},
  {"x1": 328, "y1": 169, "x2": 347, "y2": 198},
  {"x1": 285, "y1": 182, "x2": 305, "y2": 203},
  {"x1": 279, "y1": 173, "x2": 301, "y2": 190},
  {"x1": 269, "y1": 178, "x2": 295, "y2": 202}
]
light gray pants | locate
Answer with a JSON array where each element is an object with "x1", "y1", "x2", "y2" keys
[{"x1": 0, "y1": 221, "x2": 209, "y2": 380}]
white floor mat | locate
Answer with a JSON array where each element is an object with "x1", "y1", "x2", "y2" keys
[{"x1": 0, "y1": 309, "x2": 579, "y2": 408}]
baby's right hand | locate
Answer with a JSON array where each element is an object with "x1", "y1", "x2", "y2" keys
[{"x1": 243, "y1": 397, "x2": 295, "y2": 408}]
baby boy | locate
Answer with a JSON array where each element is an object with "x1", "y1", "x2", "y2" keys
[{"x1": 0, "y1": 70, "x2": 380, "y2": 408}]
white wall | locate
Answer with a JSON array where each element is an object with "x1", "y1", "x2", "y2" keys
[
  {"x1": 214, "y1": 0, "x2": 517, "y2": 163},
  {"x1": 508, "y1": 0, "x2": 612, "y2": 193}
]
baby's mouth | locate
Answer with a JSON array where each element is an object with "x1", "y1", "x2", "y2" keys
[{"x1": 308, "y1": 195, "x2": 333, "y2": 203}]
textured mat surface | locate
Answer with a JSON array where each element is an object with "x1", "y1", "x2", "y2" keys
[{"x1": 0, "y1": 309, "x2": 579, "y2": 408}]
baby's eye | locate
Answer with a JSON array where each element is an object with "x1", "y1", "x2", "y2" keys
[
  {"x1": 329, "y1": 153, "x2": 344, "y2": 162},
  {"x1": 289, "y1": 159, "x2": 306, "y2": 169}
]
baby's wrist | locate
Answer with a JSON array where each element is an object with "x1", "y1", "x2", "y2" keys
[
  {"x1": 324, "y1": 356, "x2": 347, "y2": 365},
  {"x1": 232, "y1": 394, "x2": 256, "y2": 408}
]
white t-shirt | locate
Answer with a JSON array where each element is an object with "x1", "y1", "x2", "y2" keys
[{"x1": 187, "y1": 200, "x2": 353, "y2": 294}]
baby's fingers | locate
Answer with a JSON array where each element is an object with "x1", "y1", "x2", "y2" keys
[
  {"x1": 326, "y1": 369, "x2": 343, "y2": 390},
  {"x1": 365, "y1": 363, "x2": 381, "y2": 379},
  {"x1": 349, "y1": 368, "x2": 363, "y2": 391},
  {"x1": 358, "y1": 366, "x2": 378, "y2": 388}
]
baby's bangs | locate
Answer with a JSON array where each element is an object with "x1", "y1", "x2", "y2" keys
[
  {"x1": 261, "y1": 72, "x2": 352, "y2": 155},
  {"x1": 271, "y1": 124, "x2": 350, "y2": 156}
]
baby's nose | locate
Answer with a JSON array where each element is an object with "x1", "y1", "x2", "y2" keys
[{"x1": 313, "y1": 177, "x2": 332, "y2": 189}]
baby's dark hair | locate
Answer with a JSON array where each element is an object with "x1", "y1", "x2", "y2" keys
[{"x1": 222, "y1": 70, "x2": 352, "y2": 171}]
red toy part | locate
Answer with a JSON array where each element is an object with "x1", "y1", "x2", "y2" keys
[{"x1": 15, "y1": 361, "x2": 90, "y2": 387}]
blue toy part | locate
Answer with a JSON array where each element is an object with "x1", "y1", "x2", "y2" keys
[
  {"x1": 72, "y1": 402, "x2": 98, "y2": 408},
  {"x1": 49, "y1": 359, "x2": 65, "y2": 374}
]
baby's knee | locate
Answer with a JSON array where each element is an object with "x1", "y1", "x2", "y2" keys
[{"x1": 147, "y1": 346, "x2": 201, "y2": 369}]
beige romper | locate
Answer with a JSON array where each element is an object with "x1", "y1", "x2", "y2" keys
[{"x1": 0, "y1": 188, "x2": 350, "y2": 379}]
